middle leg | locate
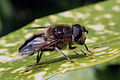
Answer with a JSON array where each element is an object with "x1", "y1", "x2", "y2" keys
[{"x1": 55, "y1": 46, "x2": 74, "y2": 63}]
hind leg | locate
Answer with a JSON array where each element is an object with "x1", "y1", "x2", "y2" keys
[{"x1": 25, "y1": 51, "x2": 43, "y2": 72}]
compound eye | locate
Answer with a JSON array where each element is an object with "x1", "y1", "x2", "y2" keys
[{"x1": 72, "y1": 24, "x2": 82, "y2": 41}]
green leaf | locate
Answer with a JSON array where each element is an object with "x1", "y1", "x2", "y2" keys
[
  {"x1": 0, "y1": 0, "x2": 120, "y2": 80},
  {"x1": 48, "y1": 67, "x2": 97, "y2": 80}
]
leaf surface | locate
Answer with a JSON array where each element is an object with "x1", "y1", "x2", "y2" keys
[{"x1": 0, "y1": 0, "x2": 120, "y2": 80}]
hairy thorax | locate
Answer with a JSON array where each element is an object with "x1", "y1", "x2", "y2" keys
[{"x1": 45, "y1": 25, "x2": 72, "y2": 49}]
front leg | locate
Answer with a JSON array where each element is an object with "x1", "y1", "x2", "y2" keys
[
  {"x1": 69, "y1": 43, "x2": 80, "y2": 55},
  {"x1": 69, "y1": 42, "x2": 76, "y2": 49},
  {"x1": 84, "y1": 43, "x2": 94, "y2": 54}
]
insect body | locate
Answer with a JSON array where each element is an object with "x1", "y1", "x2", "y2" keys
[{"x1": 19, "y1": 24, "x2": 93, "y2": 72}]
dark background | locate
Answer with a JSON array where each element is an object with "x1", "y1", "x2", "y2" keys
[{"x1": 0, "y1": 0, "x2": 105, "y2": 37}]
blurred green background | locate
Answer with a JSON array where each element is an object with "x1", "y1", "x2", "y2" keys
[{"x1": 0, "y1": 0, "x2": 120, "y2": 80}]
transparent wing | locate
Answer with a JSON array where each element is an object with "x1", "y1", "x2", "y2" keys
[
  {"x1": 14, "y1": 34, "x2": 60, "y2": 63},
  {"x1": 11, "y1": 52, "x2": 34, "y2": 63}
]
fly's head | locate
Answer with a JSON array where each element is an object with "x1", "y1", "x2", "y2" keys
[{"x1": 72, "y1": 24, "x2": 88, "y2": 45}]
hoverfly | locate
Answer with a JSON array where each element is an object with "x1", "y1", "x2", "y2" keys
[{"x1": 19, "y1": 24, "x2": 94, "y2": 72}]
